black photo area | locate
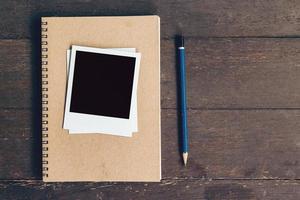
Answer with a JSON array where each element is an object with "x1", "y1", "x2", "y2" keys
[{"x1": 70, "y1": 51, "x2": 136, "y2": 119}]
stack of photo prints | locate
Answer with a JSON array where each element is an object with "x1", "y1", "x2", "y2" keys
[{"x1": 63, "y1": 45, "x2": 141, "y2": 137}]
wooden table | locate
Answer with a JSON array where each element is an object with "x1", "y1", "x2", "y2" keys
[{"x1": 1, "y1": 1, "x2": 300, "y2": 199}]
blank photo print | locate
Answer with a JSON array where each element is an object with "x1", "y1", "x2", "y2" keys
[
  {"x1": 66, "y1": 48, "x2": 139, "y2": 134},
  {"x1": 63, "y1": 45, "x2": 141, "y2": 136}
]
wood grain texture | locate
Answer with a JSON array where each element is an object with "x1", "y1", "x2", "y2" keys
[
  {"x1": 1, "y1": 39, "x2": 300, "y2": 109},
  {"x1": 1, "y1": 1, "x2": 300, "y2": 197},
  {"x1": 162, "y1": 38, "x2": 300, "y2": 109},
  {"x1": 1, "y1": 108, "x2": 299, "y2": 180},
  {"x1": 0, "y1": 0, "x2": 300, "y2": 39},
  {"x1": 0, "y1": 180, "x2": 299, "y2": 200},
  {"x1": 0, "y1": 40, "x2": 32, "y2": 108},
  {"x1": 0, "y1": 138, "x2": 41, "y2": 180}
]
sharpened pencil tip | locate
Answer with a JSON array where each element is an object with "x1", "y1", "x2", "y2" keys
[{"x1": 183, "y1": 152, "x2": 188, "y2": 166}]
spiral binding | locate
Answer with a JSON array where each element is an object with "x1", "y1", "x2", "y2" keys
[{"x1": 41, "y1": 20, "x2": 49, "y2": 178}]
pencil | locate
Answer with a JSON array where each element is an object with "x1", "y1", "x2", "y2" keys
[{"x1": 177, "y1": 35, "x2": 189, "y2": 166}]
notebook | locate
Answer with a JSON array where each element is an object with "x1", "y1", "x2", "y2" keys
[{"x1": 41, "y1": 16, "x2": 161, "y2": 182}]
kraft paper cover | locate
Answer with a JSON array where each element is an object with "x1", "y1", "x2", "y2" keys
[{"x1": 41, "y1": 16, "x2": 161, "y2": 182}]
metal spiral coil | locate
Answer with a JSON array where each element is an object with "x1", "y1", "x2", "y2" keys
[{"x1": 41, "y1": 20, "x2": 49, "y2": 178}]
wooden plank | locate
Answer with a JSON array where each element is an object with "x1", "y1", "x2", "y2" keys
[
  {"x1": 163, "y1": 109, "x2": 300, "y2": 179},
  {"x1": 0, "y1": 180, "x2": 299, "y2": 200},
  {"x1": 0, "y1": 138, "x2": 41, "y2": 180},
  {"x1": 0, "y1": 40, "x2": 32, "y2": 108},
  {"x1": 0, "y1": 109, "x2": 32, "y2": 138},
  {"x1": 162, "y1": 37, "x2": 300, "y2": 109},
  {"x1": 1, "y1": 108, "x2": 299, "y2": 180},
  {"x1": 1, "y1": 0, "x2": 300, "y2": 39},
  {"x1": 2, "y1": 39, "x2": 300, "y2": 109},
  {"x1": 0, "y1": 1, "x2": 32, "y2": 39}
]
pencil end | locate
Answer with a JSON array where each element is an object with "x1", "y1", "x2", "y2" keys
[
  {"x1": 183, "y1": 152, "x2": 188, "y2": 166},
  {"x1": 175, "y1": 35, "x2": 184, "y2": 48}
]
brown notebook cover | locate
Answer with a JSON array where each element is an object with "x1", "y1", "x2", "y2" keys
[{"x1": 41, "y1": 16, "x2": 161, "y2": 182}]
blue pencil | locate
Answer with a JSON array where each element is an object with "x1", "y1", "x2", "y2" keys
[{"x1": 177, "y1": 36, "x2": 189, "y2": 166}]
